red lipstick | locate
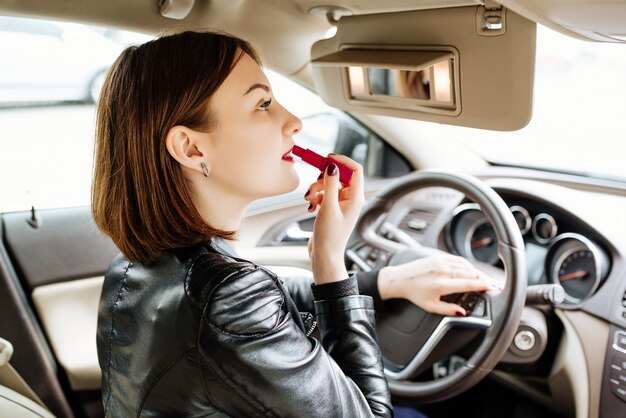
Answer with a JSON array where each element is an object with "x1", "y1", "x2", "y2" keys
[{"x1": 291, "y1": 145, "x2": 354, "y2": 185}]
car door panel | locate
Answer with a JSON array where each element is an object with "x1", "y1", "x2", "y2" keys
[
  {"x1": 0, "y1": 220, "x2": 76, "y2": 418},
  {"x1": 31, "y1": 277, "x2": 103, "y2": 391},
  {"x1": 2, "y1": 207, "x2": 117, "y2": 290}
]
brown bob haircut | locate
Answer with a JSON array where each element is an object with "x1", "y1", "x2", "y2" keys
[{"x1": 92, "y1": 31, "x2": 259, "y2": 264}]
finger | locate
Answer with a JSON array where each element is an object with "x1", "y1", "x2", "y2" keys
[
  {"x1": 438, "y1": 278, "x2": 494, "y2": 295},
  {"x1": 318, "y1": 163, "x2": 340, "y2": 214},
  {"x1": 451, "y1": 266, "x2": 498, "y2": 287},
  {"x1": 423, "y1": 300, "x2": 467, "y2": 317},
  {"x1": 439, "y1": 254, "x2": 477, "y2": 270},
  {"x1": 482, "y1": 277, "x2": 503, "y2": 289},
  {"x1": 446, "y1": 266, "x2": 490, "y2": 280},
  {"x1": 304, "y1": 183, "x2": 325, "y2": 203},
  {"x1": 308, "y1": 191, "x2": 325, "y2": 210},
  {"x1": 326, "y1": 154, "x2": 363, "y2": 198},
  {"x1": 432, "y1": 263, "x2": 479, "y2": 279},
  {"x1": 308, "y1": 189, "x2": 326, "y2": 212}
]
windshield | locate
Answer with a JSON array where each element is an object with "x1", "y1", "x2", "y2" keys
[{"x1": 442, "y1": 25, "x2": 626, "y2": 182}]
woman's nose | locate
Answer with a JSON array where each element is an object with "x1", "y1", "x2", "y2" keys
[{"x1": 283, "y1": 109, "x2": 302, "y2": 137}]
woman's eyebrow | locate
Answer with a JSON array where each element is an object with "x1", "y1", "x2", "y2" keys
[{"x1": 244, "y1": 83, "x2": 270, "y2": 96}]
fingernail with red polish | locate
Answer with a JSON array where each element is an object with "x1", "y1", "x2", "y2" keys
[
  {"x1": 317, "y1": 172, "x2": 324, "y2": 180},
  {"x1": 455, "y1": 311, "x2": 465, "y2": 317},
  {"x1": 327, "y1": 164, "x2": 337, "y2": 176},
  {"x1": 304, "y1": 190, "x2": 310, "y2": 197},
  {"x1": 307, "y1": 204, "x2": 313, "y2": 211}
]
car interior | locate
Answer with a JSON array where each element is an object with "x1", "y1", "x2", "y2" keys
[{"x1": 1, "y1": 1, "x2": 625, "y2": 417}]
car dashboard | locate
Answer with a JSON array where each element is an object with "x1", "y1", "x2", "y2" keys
[{"x1": 344, "y1": 168, "x2": 626, "y2": 417}]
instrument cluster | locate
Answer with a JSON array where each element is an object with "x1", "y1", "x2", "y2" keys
[{"x1": 445, "y1": 202, "x2": 611, "y2": 305}]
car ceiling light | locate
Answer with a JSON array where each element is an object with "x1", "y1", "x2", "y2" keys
[
  {"x1": 324, "y1": 26, "x2": 338, "y2": 39},
  {"x1": 159, "y1": 0, "x2": 195, "y2": 20}
]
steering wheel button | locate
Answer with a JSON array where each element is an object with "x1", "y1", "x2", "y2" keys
[
  {"x1": 465, "y1": 300, "x2": 476, "y2": 311},
  {"x1": 472, "y1": 299, "x2": 486, "y2": 317},
  {"x1": 460, "y1": 292, "x2": 479, "y2": 312}
]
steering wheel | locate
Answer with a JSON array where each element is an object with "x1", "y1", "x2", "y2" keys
[{"x1": 351, "y1": 169, "x2": 526, "y2": 403}]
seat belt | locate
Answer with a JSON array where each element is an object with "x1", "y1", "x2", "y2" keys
[{"x1": 0, "y1": 337, "x2": 48, "y2": 409}]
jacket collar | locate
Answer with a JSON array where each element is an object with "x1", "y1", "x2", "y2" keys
[{"x1": 206, "y1": 236, "x2": 239, "y2": 258}]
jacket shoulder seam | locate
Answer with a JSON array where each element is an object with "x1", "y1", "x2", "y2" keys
[
  {"x1": 182, "y1": 248, "x2": 224, "y2": 311},
  {"x1": 220, "y1": 294, "x2": 284, "y2": 333},
  {"x1": 183, "y1": 249, "x2": 256, "y2": 311},
  {"x1": 201, "y1": 266, "x2": 285, "y2": 336},
  {"x1": 210, "y1": 280, "x2": 276, "y2": 318},
  {"x1": 103, "y1": 261, "x2": 133, "y2": 415}
]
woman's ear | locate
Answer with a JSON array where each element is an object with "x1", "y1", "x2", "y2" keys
[{"x1": 165, "y1": 126, "x2": 210, "y2": 174}]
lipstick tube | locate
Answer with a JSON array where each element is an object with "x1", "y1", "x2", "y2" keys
[{"x1": 291, "y1": 145, "x2": 354, "y2": 185}]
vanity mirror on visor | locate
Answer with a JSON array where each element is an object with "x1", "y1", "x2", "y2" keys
[
  {"x1": 310, "y1": 6, "x2": 536, "y2": 131},
  {"x1": 348, "y1": 59, "x2": 453, "y2": 103},
  {"x1": 312, "y1": 48, "x2": 460, "y2": 116}
]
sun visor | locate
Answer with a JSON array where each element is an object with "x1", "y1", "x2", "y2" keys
[{"x1": 311, "y1": 6, "x2": 536, "y2": 131}]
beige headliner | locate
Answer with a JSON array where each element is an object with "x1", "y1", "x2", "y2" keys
[{"x1": 0, "y1": 0, "x2": 623, "y2": 80}]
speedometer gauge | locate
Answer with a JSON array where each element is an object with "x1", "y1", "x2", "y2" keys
[
  {"x1": 545, "y1": 233, "x2": 609, "y2": 304},
  {"x1": 445, "y1": 203, "x2": 501, "y2": 264},
  {"x1": 467, "y1": 221, "x2": 499, "y2": 264}
]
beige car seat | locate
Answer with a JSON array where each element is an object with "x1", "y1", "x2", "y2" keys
[{"x1": 0, "y1": 337, "x2": 56, "y2": 418}]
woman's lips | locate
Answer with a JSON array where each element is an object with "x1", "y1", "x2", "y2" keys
[{"x1": 281, "y1": 146, "x2": 295, "y2": 162}]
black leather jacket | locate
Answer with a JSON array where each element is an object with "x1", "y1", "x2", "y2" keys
[{"x1": 96, "y1": 237, "x2": 393, "y2": 417}]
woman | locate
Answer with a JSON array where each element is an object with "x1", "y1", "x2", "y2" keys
[{"x1": 93, "y1": 30, "x2": 493, "y2": 417}]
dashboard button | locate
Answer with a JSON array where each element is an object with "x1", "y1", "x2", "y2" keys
[
  {"x1": 614, "y1": 331, "x2": 626, "y2": 353},
  {"x1": 611, "y1": 368, "x2": 626, "y2": 384},
  {"x1": 613, "y1": 354, "x2": 626, "y2": 372},
  {"x1": 407, "y1": 219, "x2": 427, "y2": 231}
]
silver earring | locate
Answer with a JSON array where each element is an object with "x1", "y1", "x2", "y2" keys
[{"x1": 201, "y1": 162, "x2": 210, "y2": 177}]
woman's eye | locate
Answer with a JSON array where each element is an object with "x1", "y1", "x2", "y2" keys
[{"x1": 258, "y1": 98, "x2": 272, "y2": 111}]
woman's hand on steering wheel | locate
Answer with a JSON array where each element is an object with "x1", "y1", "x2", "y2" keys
[{"x1": 377, "y1": 254, "x2": 499, "y2": 316}]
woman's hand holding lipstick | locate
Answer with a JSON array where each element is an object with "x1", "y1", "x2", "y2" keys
[{"x1": 305, "y1": 154, "x2": 364, "y2": 285}]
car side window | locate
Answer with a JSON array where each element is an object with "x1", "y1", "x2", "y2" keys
[
  {"x1": 0, "y1": 15, "x2": 410, "y2": 214},
  {"x1": 0, "y1": 16, "x2": 151, "y2": 213}
]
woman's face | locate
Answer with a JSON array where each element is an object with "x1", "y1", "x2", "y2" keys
[{"x1": 205, "y1": 53, "x2": 302, "y2": 201}]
